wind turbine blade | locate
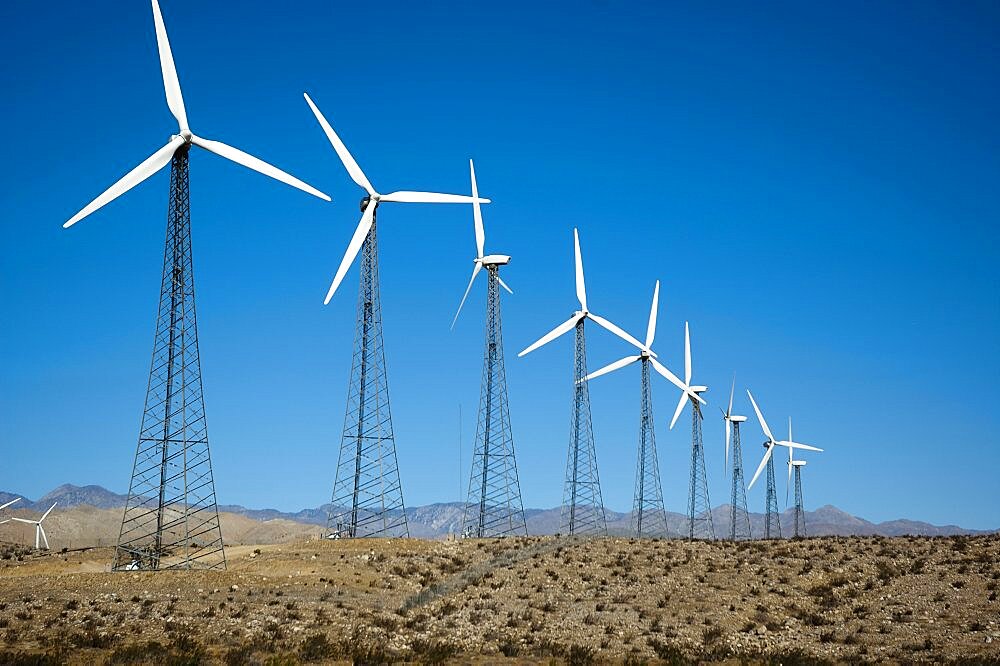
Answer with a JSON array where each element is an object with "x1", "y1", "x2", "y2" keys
[
  {"x1": 669, "y1": 391, "x2": 687, "y2": 430},
  {"x1": 684, "y1": 322, "x2": 692, "y2": 384},
  {"x1": 190, "y1": 134, "x2": 330, "y2": 201},
  {"x1": 0, "y1": 498, "x2": 21, "y2": 511},
  {"x1": 39, "y1": 525, "x2": 49, "y2": 550},
  {"x1": 451, "y1": 263, "x2": 482, "y2": 330},
  {"x1": 645, "y1": 280, "x2": 659, "y2": 349},
  {"x1": 325, "y1": 201, "x2": 375, "y2": 304},
  {"x1": 469, "y1": 160, "x2": 484, "y2": 259},
  {"x1": 10, "y1": 518, "x2": 34, "y2": 524},
  {"x1": 518, "y1": 314, "x2": 582, "y2": 357},
  {"x1": 786, "y1": 445, "x2": 793, "y2": 505},
  {"x1": 379, "y1": 191, "x2": 489, "y2": 204},
  {"x1": 64, "y1": 136, "x2": 185, "y2": 228},
  {"x1": 151, "y1": 0, "x2": 187, "y2": 131},
  {"x1": 582, "y1": 355, "x2": 641, "y2": 382},
  {"x1": 747, "y1": 444, "x2": 773, "y2": 490},
  {"x1": 497, "y1": 276, "x2": 513, "y2": 294},
  {"x1": 574, "y1": 228, "x2": 587, "y2": 312},
  {"x1": 303, "y1": 93, "x2": 374, "y2": 195},
  {"x1": 588, "y1": 313, "x2": 646, "y2": 352},
  {"x1": 781, "y1": 441, "x2": 823, "y2": 453},
  {"x1": 725, "y1": 418, "x2": 731, "y2": 472},
  {"x1": 728, "y1": 374, "x2": 735, "y2": 417},
  {"x1": 649, "y1": 358, "x2": 686, "y2": 393},
  {"x1": 746, "y1": 389, "x2": 774, "y2": 442},
  {"x1": 40, "y1": 503, "x2": 57, "y2": 522}
]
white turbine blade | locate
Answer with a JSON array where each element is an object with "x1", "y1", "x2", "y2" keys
[
  {"x1": 746, "y1": 389, "x2": 774, "y2": 442},
  {"x1": 583, "y1": 355, "x2": 641, "y2": 382},
  {"x1": 0, "y1": 498, "x2": 21, "y2": 511},
  {"x1": 10, "y1": 518, "x2": 35, "y2": 525},
  {"x1": 469, "y1": 160, "x2": 484, "y2": 259},
  {"x1": 669, "y1": 391, "x2": 687, "y2": 430},
  {"x1": 787, "y1": 445, "x2": 793, "y2": 504},
  {"x1": 518, "y1": 314, "x2": 582, "y2": 357},
  {"x1": 725, "y1": 418, "x2": 731, "y2": 471},
  {"x1": 780, "y1": 441, "x2": 823, "y2": 453},
  {"x1": 649, "y1": 357, "x2": 686, "y2": 393},
  {"x1": 684, "y1": 322, "x2": 692, "y2": 384},
  {"x1": 727, "y1": 375, "x2": 735, "y2": 417},
  {"x1": 379, "y1": 191, "x2": 489, "y2": 204},
  {"x1": 451, "y1": 263, "x2": 482, "y2": 330},
  {"x1": 747, "y1": 444, "x2": 774, "y2": 490},
  {"x1": 190, "y1": 134, "x2": 330, "y2": 201},
  {"x1": 40, "y1": 503, "x2": 57, "y2": 522},
  {"x1": 64, "y1": 136, "x2": 185, "y2": 228},
  {"x1": 324, "y1": 200, "x2": 376, "y2": 304},
  {"x1": 574, "y1": 228, "x2": 587, "y2": 312},
  {"x1": 788, "y1": 416, "x2": 793, "y2": 442},
  {"x1": 39, "y1": 525, "x2": 49, "y2": 550},
  {"x1": 497, "y1": 276, "x2": 513, "y2": 294},
  {"x1": 645, "y1": 280, "x2": 659, "y2": 349},
  {"x1": 588, "y1": 313, "x2": 646, "y2": 352},
  {"x1": 303, "y1": 92, "x2": 374, "y2": 195},
  {"x1": 151, "y1": 0, "x2": 187, "y2": 131}
]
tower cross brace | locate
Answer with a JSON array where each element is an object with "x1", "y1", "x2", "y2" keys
[
  {"x1": 764, "y1": 449, "x2": 782, "y2": 539},
  {"x1": 633, "y1": 358, "x2": 669, "y2": 538},
  {"x1": 792, "y1": 465, "x2": 806, "y2": 538},
  {"x1": 728, "y1": 421, "x2": 752, "y2": 540},
  {"x1": 687, "y1": 403, "x2": 715, "y2": 539}
]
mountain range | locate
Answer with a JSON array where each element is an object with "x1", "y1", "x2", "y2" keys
[{"x1": 0, "y1": 484, "x2": 990, "y2": 538}]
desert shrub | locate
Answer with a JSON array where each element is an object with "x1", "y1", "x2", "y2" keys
[
  {"x1": 647, "y1": 638, "x2": 691, "y2": 665},
  {"x1": 298, "y1": 633, "x2": 334, "y2": 662},
  {"x1": 565, "y1": 644, "x2": 595, "y2": 666},
  {"x1": 0, "y1": 652, "x2": 65, "y2": 666}
]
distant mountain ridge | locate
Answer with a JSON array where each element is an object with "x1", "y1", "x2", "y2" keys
[{"x1": 0, "y1": 484, "x2": 990, "y2": 538}]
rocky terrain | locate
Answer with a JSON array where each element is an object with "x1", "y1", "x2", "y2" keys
[{"x1": 0, "y1": 534, "x2": 997, "y2": 664}]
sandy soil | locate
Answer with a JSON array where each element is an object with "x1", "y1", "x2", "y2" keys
[{"x1": 0, "y1": 534, "x2": 997, "y2": 664}]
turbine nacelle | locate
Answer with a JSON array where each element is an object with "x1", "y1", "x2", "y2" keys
[{"x1": 479, "y1": 254, "x2": 511, "y2": 267}]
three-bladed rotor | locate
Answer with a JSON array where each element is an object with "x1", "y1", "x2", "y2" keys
[
  {"x1": 746, "y1": 390, "x2": 823, "y2": 490},
  {"x1": 720, "y1": 375, "x2": 747, "y2": 471},
  {"x1": 11, "y1": 502, "x2": 57, "y2": 550},
  {"x1": 518, "y1": 229, "x2": 647, "y2": 357},
  {"x1": 582, "y1": 280, "x2": 707, "y2": 429},
  {"x1": 303, "y1": 94, "x2": 491, "y2": 304},
  {"x1": 63, "y1": 0, "x2": 330, "y2": 229},
  {"x1": 451, "y1": 159, "x2": 513, "y2": 328}
]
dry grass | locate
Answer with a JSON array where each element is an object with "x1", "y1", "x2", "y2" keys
[{"x1": 0, "y1": 534, "x2": 997, "y2": 663}]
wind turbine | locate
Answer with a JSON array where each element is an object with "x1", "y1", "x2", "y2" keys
[
  {"x1": 452, "y1": 160, "x2": 525, "y2": 538},
  {"x1": 746, "y1": 390, "x2": 822, "y2": 538},
  {"x1": 584, "y1": 281, "x2": 700, "y2": 538},
  {"x1": 518, "y1": 228, "x2": 630, "y2": 536},
  {"x1": 303, "y1": 93, "x2": 486, "y2": 539},
  {"x1": 12, "y1": 503, "x2": 56, "y2": 550},
  {"x1": 62, "y1": 0, "x2": 328, "y2": 572},
  {"x1": 664, "y1": 323, "x2": 714, "y2": 539},
  {"x1": 721, "y1": 377, "x2": 751, "y2": 540},
  {"x1": 786, "y1": 417, "x2": 818, "y2": 538}
]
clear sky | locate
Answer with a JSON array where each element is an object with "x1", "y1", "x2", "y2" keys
[{"x1": 1, "y1": 1, "x2": 998, "y2": 529}]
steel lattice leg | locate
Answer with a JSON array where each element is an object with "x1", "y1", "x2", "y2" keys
[{"x1": 632, "y1": 359, "x2": 668, "y2": 538}]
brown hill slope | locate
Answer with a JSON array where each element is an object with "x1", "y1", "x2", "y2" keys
[{"x1": 0, "y1": 534, "x2": 996, "y2": 664}]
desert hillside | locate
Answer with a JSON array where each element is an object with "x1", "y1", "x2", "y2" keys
[{"x1": 0, "y1": 534, "x2": 997, "y2": 664}]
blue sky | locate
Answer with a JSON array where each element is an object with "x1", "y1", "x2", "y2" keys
[{"x1": 1, "y1": 1, "x2": 998, "y2": 529}]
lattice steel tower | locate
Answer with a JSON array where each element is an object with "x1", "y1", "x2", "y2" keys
[
  {"x1": 763, "y1": 448, "x2": 782, "y2": 539},
  {"x1": 114, "y1": 147, "x2": 225, "y2": 571},
  {"x1": 686, "y1": 403, "x2": 715, "y2": 539},
  {"x1": 633, "y1": 359, "x2": 669, "y2": 538},
  {"x1": 327, "y1": 212, "x2": 408, "y2": 538},
  {"x1": 727, "y1": 421, "x2": 752, "y2": 540},
  {"x1": 463, "y1": 265, "x2": 526, "y2": 537},
  {"x1": 791, "y1": 462, "x2": 806, "y2": 538},
  {"x1": 561, "y1": 320, "x2": 607, "y2": 536}
]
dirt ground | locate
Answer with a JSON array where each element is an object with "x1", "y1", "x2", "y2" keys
[{"x1": 0, "y1": 534, "x2": 997, "y2": 664}]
